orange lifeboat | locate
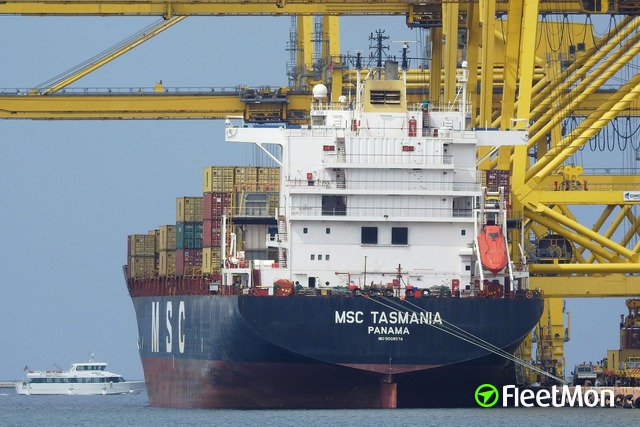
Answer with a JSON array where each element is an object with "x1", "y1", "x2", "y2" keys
[
  {"x1": 477, "y1": 225, "x2": 508, "y2": 276},
  {"x1": 273, "y1": 279, "x2": 294, "y2": 296}
]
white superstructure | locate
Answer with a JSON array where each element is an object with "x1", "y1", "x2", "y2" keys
[
  {"x1": 224, "y1": 61, "x2": 527, "y2": 295},
  {"x1": 15, "y1": 359, "x2": 145, "y2": 396}
]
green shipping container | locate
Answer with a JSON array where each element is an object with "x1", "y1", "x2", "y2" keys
[{"x1": 176, "y1": 222, "x2": 203, "y2": 249}]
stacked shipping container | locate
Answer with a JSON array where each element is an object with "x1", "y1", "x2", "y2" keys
[
  {"x1": 201, "y1": 166, "x2": 280, "y2": 277},
  {"x1": 482, "y1": 170, "x2": 510, "y2": 192},
  {"x1": 158, "y1": 225, "x2": 176, "y2": 276},
  {"x1": 202, "y1": 167, "x2": 235, "y2": 276},
  {"x1": 127, "y1": 234, "x2": 156, "y2": 278},
  {"x1": 126, "y1": 166, "x2": 280, "y2": 283},
  {"x1": 176, "y1": 197, "x2": 204, "y2": 276}
]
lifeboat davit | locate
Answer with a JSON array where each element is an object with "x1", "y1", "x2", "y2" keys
[{"x1": 478, "y1": 225, "x2": 508, "y2": 276}]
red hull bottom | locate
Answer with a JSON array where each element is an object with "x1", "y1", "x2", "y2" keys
[
  {"x1": 141, "y1": 356, "x2": 517, "y2": 408},
  {"x1": 143, "y1": 357, "x2": 381, "y2": 408}
]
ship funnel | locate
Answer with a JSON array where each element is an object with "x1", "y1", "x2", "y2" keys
[{"x1": 385, "y1": 61, "x2": 399, "y2": 80}]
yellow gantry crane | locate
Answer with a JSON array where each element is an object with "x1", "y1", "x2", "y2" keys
[
  {"x1": 4, "y1": 0, "x2": 640, "y2": 383},
  {"x1": 0, "y1": 0, "x2": 618, "y2": 18}
]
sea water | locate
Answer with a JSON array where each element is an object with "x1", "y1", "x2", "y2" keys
[{"x1": 0, "y1": 391, "x2": 638, "y2": 427}]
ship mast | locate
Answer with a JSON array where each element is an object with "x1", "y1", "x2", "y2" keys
[
  {"x1": 369, "y1": 29, "x2": 389, "y2": 79},
  {"x1": 355, "y1": 51, "x2": 362, "y2": 107},
  {"x1": 460, "y1": 60, "x2": 469, "y2": 130}
]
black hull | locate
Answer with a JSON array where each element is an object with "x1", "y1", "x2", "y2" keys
[{"x1": 131, "y1": 294, "x2": 543, "y2": 408}]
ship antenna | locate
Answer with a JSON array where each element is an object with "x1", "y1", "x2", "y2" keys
[
  {"x1": 363, "y1": 256, "x2": 367, "y2": 290},
  {"x1": 392, "y1": 41, "x2": 413, "y2": 72},
  {"x1": 401, "y1": 42, "x2": 409, "y2": 70},
  {"x1": 460, "y1": 60, "x2": 469, "y2": 130},
  {"x1": 369, "y1": 29, "x2": 390, "y2": 79},
  {"x1": 401, "y1": 42, "x2": 408, "y2": 87},
  {"x1": 396, "y1": 264, "x2": 403, "y2": 285},
  {"x1": 355, "y1": 51, "x2": 362, "y2": 108},
  {"x1": 393, "y1": 41, "x2": 415, "y2": 98}
]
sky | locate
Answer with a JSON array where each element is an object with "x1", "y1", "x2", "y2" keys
[{"x1": 0, "y1": 14, "x2": 632, "y2": 382}]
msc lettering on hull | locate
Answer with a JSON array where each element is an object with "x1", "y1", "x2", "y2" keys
[{"x1": 151, "y1": 301, "x2": 186, "y2": 354}]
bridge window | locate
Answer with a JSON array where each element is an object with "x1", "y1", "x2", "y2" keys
[
  {"x1": 244, "y1": 193, "x2": 268, "y2": 216},
  {"x1": 361, "y1": 227, "x2": 378, "y2": 245},
  {"x1": 322, "y1": 196, "x2": 346, "y2": 216},
  {"x1": 391, "y1": 227, "x2": 408, "y2": 245}
]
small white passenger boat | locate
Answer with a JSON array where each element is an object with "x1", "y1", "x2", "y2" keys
[{"x1": 15, "y1": 358, "x2": 145, "y2": 396}]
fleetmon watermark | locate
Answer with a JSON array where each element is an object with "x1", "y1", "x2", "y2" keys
[
  {"x1": 474, "y1": 384, "x2": 500, "y2": 407},
  {"x1": 474, "y1": 384, "x2": 615, "y2": 408}
]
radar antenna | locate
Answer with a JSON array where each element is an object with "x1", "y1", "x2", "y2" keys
[{"x1": 392, "y1": 40, "x2": 416, "y2": 70}]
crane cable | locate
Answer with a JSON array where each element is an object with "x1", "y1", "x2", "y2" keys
[{"x1": 360, "y1": 293, "x2": 566, "y2": 385}]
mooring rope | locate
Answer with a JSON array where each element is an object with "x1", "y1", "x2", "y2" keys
[{"x1": 361, "y1": 294, "x2": 565, "y2": 384}]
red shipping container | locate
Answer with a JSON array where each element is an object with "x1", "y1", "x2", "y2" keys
[
  {"x1": 203, "y1": 192, "x2": 232, "y2": 220},
  {"x1": 176, "y1": 249, "x2": 203, "y2": 276},
  {"x1": 203, "y1": 219, "x2": 223, "y2": 247}
]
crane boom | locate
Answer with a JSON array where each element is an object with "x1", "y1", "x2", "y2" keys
[{"x1": 0, "y1": 0, "x2": 617, "y2": 18}]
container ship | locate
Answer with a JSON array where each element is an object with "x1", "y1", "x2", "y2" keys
[{"x1": 124, "y1": 59, "x2": 544, "y2": 408}]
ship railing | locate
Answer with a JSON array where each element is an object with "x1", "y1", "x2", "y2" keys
[
  {"x1": 546, "y1": 181, "x2": 640, "y2": 192},
  {"x1": 408, "y1": 103, "x2": 464, "y2": 115},
  {"x1": 286, "y1": 177, "x2": 479, "y2": 192},
  {"x1": 287, "y1": 205, "x2": 474, "y2": 219},
  {"x1": 411, "y1": 100, "x2": 469, "y2": 115},
  {"x1": 321, "y1": 152, "x2": 454, "y2": 166},
  {"x1": 0, "y1": 86, "x2": 246, "y2": 96},
  {"x1": 408, "y1": 102, "x2": 427, "y2": 112},
  {"x1": 310, "y1": 103, "x2": 356, "y2": 113},
  {"x1": 529, "y1": 167, "x2": 640, "y2": 192},
  {"x1": 286, "y1": 127, "x2": 344, "y2": 138},
  {"x1": 418, "y1": 127, "x2": 463, "y2": 138},
  {"x1": 284, "y1": 125, "x2": 463, "y2": 139},
  {"x1": 229, "y1": 206, "x2": 275, "y2": 217},
  {"x1": 312, "y1": 103, "x2": 427, "y2": 114}
]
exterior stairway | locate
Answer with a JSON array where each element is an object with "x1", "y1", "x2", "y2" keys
[
  {"x1": 277, "y1": 214, "x2": 288, "y2": 267},
  {"x1": 336, "y1": 136, "x2": 346, "y2": 189}
]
